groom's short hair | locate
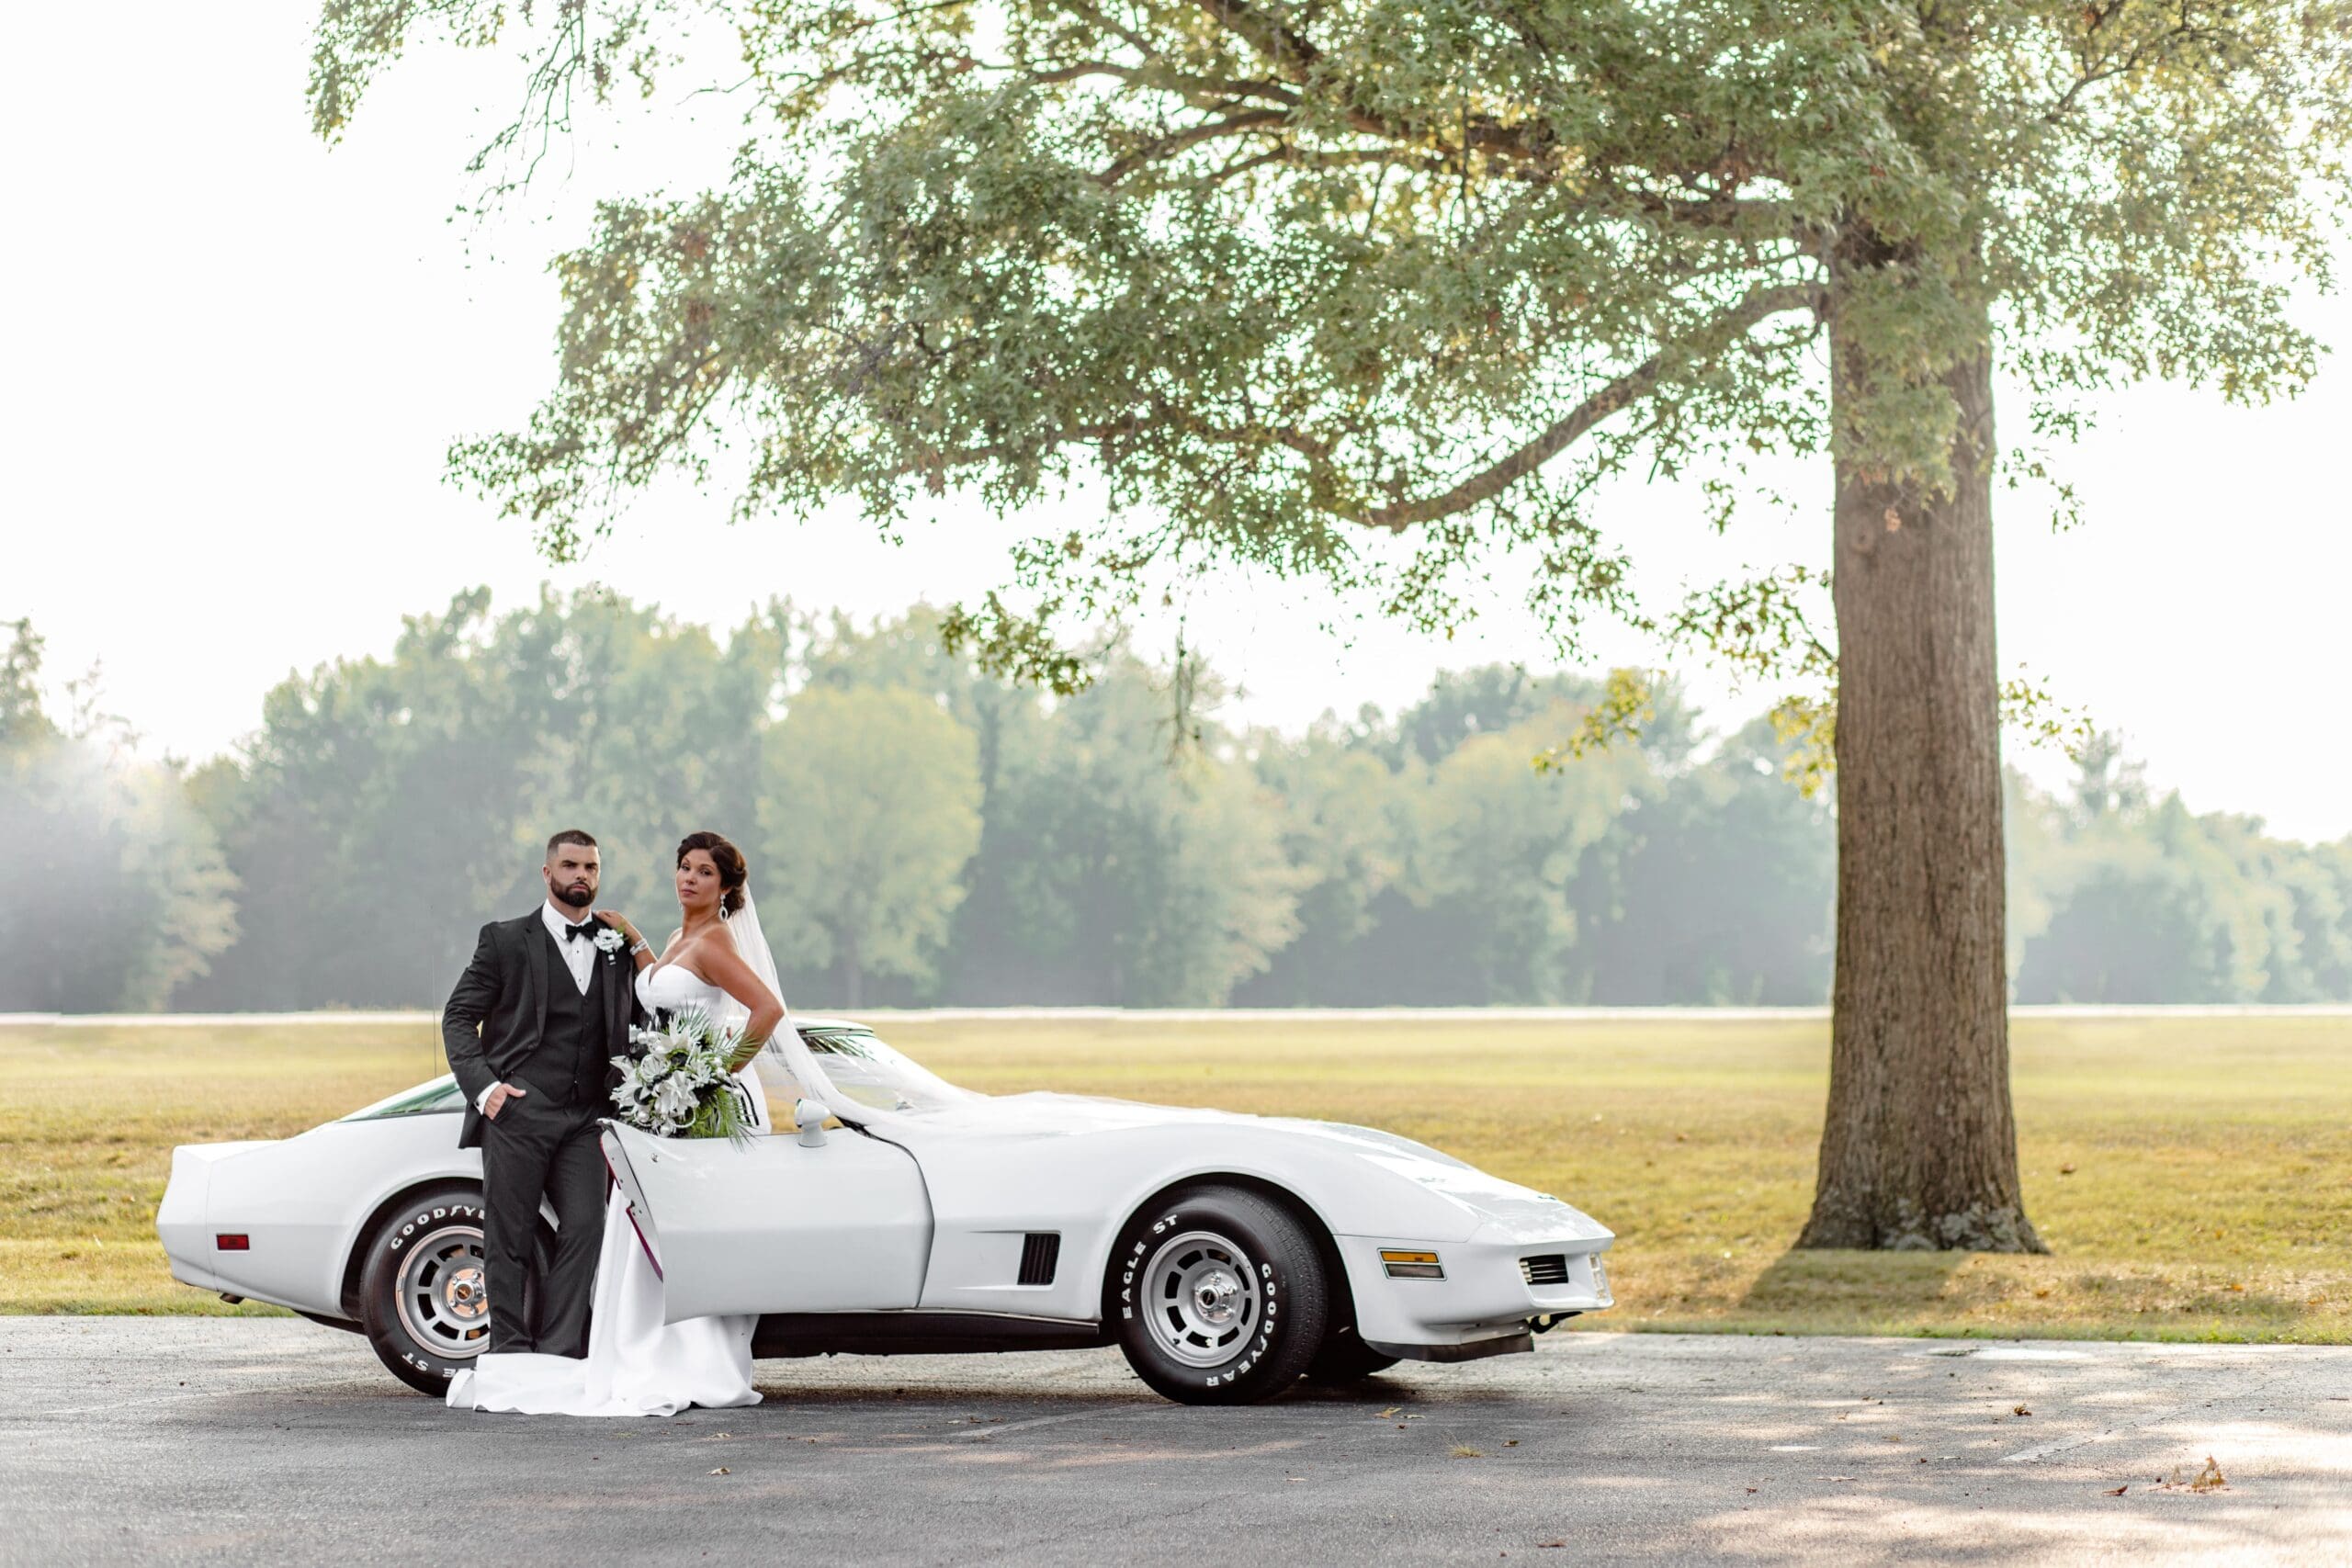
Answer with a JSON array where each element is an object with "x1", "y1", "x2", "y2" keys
[{"x1": 546, "y1": 828, "x2": 598, "y2": 858}]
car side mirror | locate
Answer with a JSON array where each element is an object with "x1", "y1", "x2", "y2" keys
[{"x1": 794, "y1": 1098, "x2": 829, "y2": 1148}]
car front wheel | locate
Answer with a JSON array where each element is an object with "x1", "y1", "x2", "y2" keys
[{"x1": 1109, "y1": 1185, "x2": 1329, "y2": 1404}]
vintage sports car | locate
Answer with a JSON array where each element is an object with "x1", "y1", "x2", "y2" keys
[{"x1": 158, "y1": 1017, "x2": 1613, "y2": 1404}]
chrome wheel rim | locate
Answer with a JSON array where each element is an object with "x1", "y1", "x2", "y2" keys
[
  {"x1": 393, "y1": 1223, "x2": 492, "y2": 1359},
  {"x1": 1143, "y1": 1228, "x2": 1262, "y2": 1368}
]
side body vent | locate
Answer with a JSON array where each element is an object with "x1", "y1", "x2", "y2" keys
[
  {"x1": 1018, "y1": 1233, "x2": 1061, "y2": 1287},
  {"x1": 1520, "y1": 1254, "x2": 1569, "y2": 1287}
]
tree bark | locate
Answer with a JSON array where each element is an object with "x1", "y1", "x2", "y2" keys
[{"x1": 1798, "y1": 304, "x2": 2044, "y2": 1253}]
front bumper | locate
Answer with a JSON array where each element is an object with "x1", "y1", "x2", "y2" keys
[{"x1": 1335, "y1": 1232, "x2": 1612, "y2": 1354}]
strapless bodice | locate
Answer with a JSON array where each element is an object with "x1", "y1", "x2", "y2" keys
[
  {"x1": 637, "y1": 962, "x2": 737, "y2": 1025},
  {"x1": 634, "y1": 962, "x2": 770, "y2": 1134}
]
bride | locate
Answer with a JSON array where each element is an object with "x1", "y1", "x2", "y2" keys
[{"x1": 447, "y1": 829, "x2": 789, "y2": 1417}]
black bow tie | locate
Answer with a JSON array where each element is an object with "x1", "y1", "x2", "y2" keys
[{"x1": 561, "y1": 920, "x2": 599, "y2": 942}]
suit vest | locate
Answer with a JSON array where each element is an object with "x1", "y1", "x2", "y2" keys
[{"x1": 518, "y1": 931, "x2": 616, "y2": 1105}]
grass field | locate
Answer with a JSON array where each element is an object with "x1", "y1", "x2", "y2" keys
[{"x1": 5, "y1": 1012, "x2": 2348, "y2": 1341}]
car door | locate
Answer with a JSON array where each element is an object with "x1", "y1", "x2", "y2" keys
[{"x1": 602, "y1": 1122, "x2": 933, "y2": 1323}]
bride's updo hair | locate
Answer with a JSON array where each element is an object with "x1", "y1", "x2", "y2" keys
[{"x1": 676, "y1": 830, "x2": 749, "y2": 916}]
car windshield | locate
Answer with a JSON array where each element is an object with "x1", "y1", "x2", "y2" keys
[
  {"x1": 801, "y1": 1027, "x2": 978, "y2": 1116},
  {"x1": 344, "y1": 1076, "x2": 466, "y2": 1121}
]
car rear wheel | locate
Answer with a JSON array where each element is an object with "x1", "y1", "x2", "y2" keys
[
  {"x1": 356, "y1": 1184, "x2": 519, "y2": 1395},
  {"x1": 1109, "y1": 1185, "x2": 1329, "y2": 1404}
]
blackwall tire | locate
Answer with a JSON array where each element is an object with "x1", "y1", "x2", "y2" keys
[
  {"x1": 1108, "y1": 1185, "x2": 1329, "y2": 1405},
  {"x1": 356, "y1": 1184, "x2": 497, "y2": 1395}
]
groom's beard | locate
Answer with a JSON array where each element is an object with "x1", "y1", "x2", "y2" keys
[{"x1": 550, "y1": 881, "x2": 594, "y2": 909}]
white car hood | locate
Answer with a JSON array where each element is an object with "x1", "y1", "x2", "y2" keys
[{"x1": 894, "y1": 1090, "x2": 1612, "y2": 1245}]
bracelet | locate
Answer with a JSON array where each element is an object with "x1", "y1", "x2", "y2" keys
[{"x1": 628, "y1": 938, "x2": 650, "y2": 954}]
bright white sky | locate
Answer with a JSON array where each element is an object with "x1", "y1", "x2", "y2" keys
[{"x1": 6, "y1": 3, "x2": 2349, "y2": 840}]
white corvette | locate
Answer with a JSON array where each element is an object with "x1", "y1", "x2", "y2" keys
[{"x1": 158, "y1": 1017, "x2": 1612, "y2": 1404}]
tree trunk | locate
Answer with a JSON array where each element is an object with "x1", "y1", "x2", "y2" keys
[
  {"x1": 1798, "y1": 309, "x2": 2044, "y2": 1253},
  {"x1": 841, "y1": 939, "x2": 864, "y2": 1010}
]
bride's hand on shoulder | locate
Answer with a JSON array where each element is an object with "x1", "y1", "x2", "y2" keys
[{"x1": 594, "y1": 909, "x2": 653, "y2": 964}]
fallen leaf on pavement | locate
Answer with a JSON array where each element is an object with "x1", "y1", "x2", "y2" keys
[
  {"x1": 1453, "y1": 1447, "x2": 1484, "y2": 1459},
  {"x1": 2104, "y1": 1485, "x2": 2128, "y2": 1496},
  {"x1": 2189, "y1": 1457, "x2": 2227, "y2": 1492},
  {"x1": 2013, "y1": 1404, "x2": 2032, "y2": 1416},
  {"x1": 709, "y1": 1467, "x2": 730, "y2": 1476},
  {"x1": 1377, "y1": 1407, "x2": 1401, "y2": 1418}
]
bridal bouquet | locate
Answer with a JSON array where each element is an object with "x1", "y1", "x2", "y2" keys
[{"x1": 610, "y1": 1007, "x2": 755, "y2": 1144}]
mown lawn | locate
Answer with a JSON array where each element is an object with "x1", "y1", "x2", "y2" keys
[{"x1": 4, "y1": 1013, "x2": 2347, "y2": 1340}]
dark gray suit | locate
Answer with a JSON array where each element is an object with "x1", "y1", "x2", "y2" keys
[{"x1": 442, "y1": 909, "x2": 641, "y2": 1355}]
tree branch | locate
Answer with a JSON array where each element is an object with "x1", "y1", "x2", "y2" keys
[
  {"x1": 1098, "y1": 108, "x2": 1292, "y2": 185},
  {"x1": 1353, "y1": 281, "x2": 1824, "y2": 531},
  {"x1": 1190, "y1": 0, "x2": 1565, "y2": 169}
]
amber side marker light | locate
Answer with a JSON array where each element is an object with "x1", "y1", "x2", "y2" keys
[
  {"x1": 215, "y1": 1235, "x2": 250, "y2": 1251},
  {"x1": 1381, "y1": 1248, "x2": 1444, "y2": 1280}
]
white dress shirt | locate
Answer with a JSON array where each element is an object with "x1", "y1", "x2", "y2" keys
[
  {"x1": 475, "y1": 901, "x2": 601, "y2": 1113},
  {"x1": 543, "y1": 899, "x2": 599, "y2": 996}
]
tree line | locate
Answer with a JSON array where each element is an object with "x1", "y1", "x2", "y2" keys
[{"x1": 4, "y1": 596, "x2": 2346, "y2": 1013}]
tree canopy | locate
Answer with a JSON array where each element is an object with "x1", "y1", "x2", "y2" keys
[
  {"x1": 760, "y1": 683, "x2": 984, "y2": 1003},
  {"x1": 0, "y1": 622, "x2": 239, "y2": 1011},
  {"x1": 310, "y1": 0, "x2": 2348, "y2": 681}
]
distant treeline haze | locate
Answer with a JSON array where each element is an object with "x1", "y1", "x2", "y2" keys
[{"x1": 4, "y1": 594, "x2": 2346, "y2": 1012}]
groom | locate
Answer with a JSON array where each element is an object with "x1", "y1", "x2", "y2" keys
[{"x1": 442, "y1": 829, "x2": 643, "y2": 1356}]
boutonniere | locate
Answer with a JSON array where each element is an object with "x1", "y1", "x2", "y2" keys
[{"x1": 593, "y1": 926, "x2": 627, "y2": 961}]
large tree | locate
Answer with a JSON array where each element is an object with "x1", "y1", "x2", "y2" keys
[
  {"x1": 759, "y1": 683, "x2": 985, "y2": 1004},
  {"x1": 312, "y1": 0, "x2": 2350, "y2": 1248}
]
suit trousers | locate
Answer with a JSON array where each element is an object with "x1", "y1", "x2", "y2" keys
[{"x1": 478, "y1": 1092, "x2": 607, "y2": 1355}]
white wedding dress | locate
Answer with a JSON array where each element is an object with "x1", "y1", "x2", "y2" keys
[{"x1": 446, "y1": 960, "x2": 767, "y2": 1417}]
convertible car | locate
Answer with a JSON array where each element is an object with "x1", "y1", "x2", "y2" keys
[{"x1": 158, "y1": 1017, "x2": 1613, "y2": 1404}]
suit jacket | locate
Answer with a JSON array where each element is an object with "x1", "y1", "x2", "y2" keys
[{"x1": 442, "y1": 910, "x2": 642, "y2": 1149}]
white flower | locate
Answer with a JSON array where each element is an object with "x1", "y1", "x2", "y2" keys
[
  {"x1": 593, "y1": 925, "x2": 626, "y2": 953},
  {"x1": 652, "y1": 1077, "x2": 698, "y2": 1122}
]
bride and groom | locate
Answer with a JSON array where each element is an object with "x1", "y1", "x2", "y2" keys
[{"x1": 438, "y1": 827, "x2": 790, "y2": 1417}]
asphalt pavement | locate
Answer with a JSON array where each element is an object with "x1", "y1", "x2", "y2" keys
[{"x1": 4, "y1": 1320, "x2": 2347, "y2": 1565}]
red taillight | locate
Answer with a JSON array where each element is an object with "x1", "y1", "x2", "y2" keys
[{"x1": 215, "y1": 1234, "x2": 250, "y2": 1251}]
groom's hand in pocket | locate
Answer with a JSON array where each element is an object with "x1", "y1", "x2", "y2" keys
[{"x1": 483, "y1": 1082, "x2": 528, "y2": 1121}]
